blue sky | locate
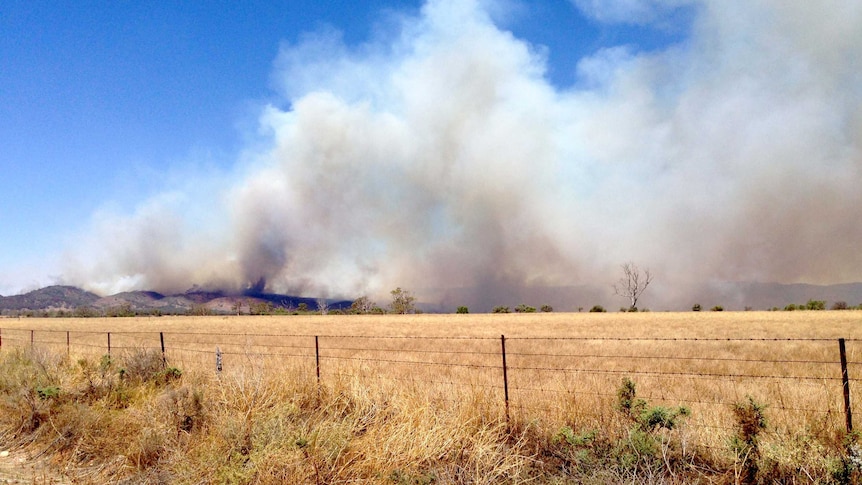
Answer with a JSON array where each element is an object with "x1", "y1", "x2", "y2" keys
[
  {"x1": 2, "y1": 1, "x2": 860, "y2": 309},
  {"x1": 0, "y1": 1, "x2": 689, "y2": 294}
]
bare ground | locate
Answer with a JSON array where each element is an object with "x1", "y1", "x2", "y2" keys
[{"x1": 0, "y1": 449, "x2": 68, "y2": 484}]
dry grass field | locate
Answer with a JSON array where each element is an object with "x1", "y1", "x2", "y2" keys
[{"x1": 1, "y1": 311, "x2": 862, "y2": 483}]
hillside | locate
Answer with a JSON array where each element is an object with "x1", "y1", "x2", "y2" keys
[
  {"x1": 0, "y1": 286, "x2": 351, "y2": 315},
  {"x1": 0, "y1": 285, "x2": 99, "y2": 311}
]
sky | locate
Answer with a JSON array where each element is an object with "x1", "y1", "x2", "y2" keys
[{"x1": 1, "y1": 1, "x2": 860, "y2": 310}]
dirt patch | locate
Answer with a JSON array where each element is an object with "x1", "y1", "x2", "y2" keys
[{"x1": 0, "y1": 449, "x2": 68, "y2": 484}]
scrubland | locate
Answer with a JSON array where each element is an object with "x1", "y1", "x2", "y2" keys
[{"x1": 1, "y1": 311, "x2": 861, "y2": 483}]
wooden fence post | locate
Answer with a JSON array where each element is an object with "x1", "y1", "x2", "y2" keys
[
  {"x1": 31, "y1": 330, "x2": 34, "y2": 349},
  {"x1": 160, "y1": 332, "x2": 166, "y2": 367},
  {"x1": 66, "y1": 331, "x2": 70, "y2": 356},
  {"x1": 501, "y1": 335, "x2": 510, "y2": 425},
  {"x1": 215, "y1": 346, "x2": 222, "y2": 373},
  {"x1": 315, "y1": 336, "x2": 321, "y2": 388},
  {"x1": 0, "y1": 328, "x2": 3, "y2": 350},
  {"x1": 107, "y1": 332, "x2": 111, "y2": 356},
  {"x1": 839, "y1": 338, "x2": 853, "y2": 433}
]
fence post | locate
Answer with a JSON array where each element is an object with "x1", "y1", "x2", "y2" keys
[
  {"x1": 31, "y1": 330, "x2": 34, "y2": 349},
  {"x1": 107, "y1": 332, "x2": 111, "y2": 356},
  {"x1": 160, "y1": 332, "x2": 166, "y2": 367},
  {"x1": 0, "y1": 328, "x2": 3, "y2": 350},
  {"x1": 839, "y1": 338, "x2": 853, "y2": 433},
  {"x1": 66, "y1": 331, "x2": 70, "y2": 356},
  {"x1": 215, "y1": 346, "x2": 222, "y2": 373},
  {"x1": 315, "y1": 336, "x2": 321, "y2": 388},
  {"x1": 501, "y1": 334, "x2": 510, "y2": 425}
]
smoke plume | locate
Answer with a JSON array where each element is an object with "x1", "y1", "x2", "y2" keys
[{"x1": 64, "y1": 0, "x2": 862, "y2": 310}]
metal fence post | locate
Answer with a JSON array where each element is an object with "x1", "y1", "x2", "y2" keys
[
  {"x1": 501, "y1": 334, "x2": 510, "y2": 425},
  {"x1": 839, "y1": 338, "x2": 853, "y2": 433}
]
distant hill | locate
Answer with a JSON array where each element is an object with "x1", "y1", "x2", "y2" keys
[
  {"x1": 0, "y1": 285, "x2": 99, "y2": 311},
  {"x1": 731, "y1": 282, "x2": 862, "y2": 310},
  {"x1": 0, "y1": 285, "x2": 351, "y2": 315},
  {"x1": 2, "y1": 281, "x2": 860, "y2": 315}
]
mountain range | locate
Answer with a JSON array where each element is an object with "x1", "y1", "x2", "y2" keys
[
  {"x1": 0, "y1": 285, "x2": 351, "y2": 316},
  {"x1": 2, "y1": 282, "x2": 862, "y2": 315}
]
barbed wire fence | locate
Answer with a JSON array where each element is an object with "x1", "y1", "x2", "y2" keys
[{"x1": 0, "y1": 327, "x2": 858, "y2": 450}]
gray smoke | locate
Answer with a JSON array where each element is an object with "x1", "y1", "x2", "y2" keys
[{"x1": 64, "y1": 0, "x2": 862, "y2": 310}]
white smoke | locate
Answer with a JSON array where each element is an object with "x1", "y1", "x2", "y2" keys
[{"x1": 64, "y1": 0, "x2": 862, "y2": 310}]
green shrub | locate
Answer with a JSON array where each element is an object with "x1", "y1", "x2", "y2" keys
[
  {"x1": 456, "y1": 306, "x2": 469, "y2": 314},
  {"x1": 540, "y1": 304, "x2": 553, "y2": 312},
  {"x1": 36, "y1": 386, "x2": 60, "y2": 400},
  {"x1": 589, "y1": 305, "x2": 606, "y2": 313},
  {"x1": 806, "y1": 299, "x2": 826, "y2": 311},
  {"x1": 492, "y1": 306, "x2": 510, "y2": 313},
  {"x1": 731, "y1": 396, "x2": 768, "y2": 484},
  {"x1": 711, "y1": 305, "x2": 724, "y2": 311},
  {"x1": 614, "y1": 377, "x2": 690, "y2": 471},
  {"x1": 514, "y1": 304, "x2": 536, "y2": 313},
  {"x1": 692, "y1": 303, "x2": 702, "y2": 311}
]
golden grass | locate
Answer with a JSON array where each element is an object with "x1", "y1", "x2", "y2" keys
[{"x1": 1, "y1": 311, "x2": 861, "y2": 482}]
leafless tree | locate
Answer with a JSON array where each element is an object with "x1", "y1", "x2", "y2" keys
[
  {"x1": 316, "y1": 298, "x2": 329, "y2": 315},
  {"x1": 613, "y1": 262, "x2": 653, "y2": 311}
]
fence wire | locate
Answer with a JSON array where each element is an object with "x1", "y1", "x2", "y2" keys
[{"x1": 0, "y1": 327, "x2": 858, "y2": 447}]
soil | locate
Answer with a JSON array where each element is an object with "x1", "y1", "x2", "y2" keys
[{"x1": 0, "y1": 449, "x2": 68, "y2": 484}]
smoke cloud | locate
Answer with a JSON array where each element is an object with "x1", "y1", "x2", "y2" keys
[{"x1": 64, "y1": 0, "x2": 862, "y2": 310}]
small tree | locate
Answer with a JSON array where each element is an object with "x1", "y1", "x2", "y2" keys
[
  {"x1": 612, "y1": 262, "x2": 653, "y2": 312},
  {"x1": 231, "y1": 300, "x2": 245, "y2": 316},
  {"x1": 388, "y1": 287, "x2": 416, "y2": 314},
  {"x1": 250, "y1": 301, "x2": 273, "y2": 315},
  {"x1": 692, "y1": 303, "x2": 702, "y2": 312},
  {"x1": 456, "y1": 306, "x2": 469, "y2": 314},
  {"x1": 540, "y1": 304, "x2": 553, "y2": 313},
  {"x1": 589, "y1": 305, "x2": 606, "y2": 313},
  {"x1": 514, "y1": 304, "x2": 536, "y2": 313},
  {"x1": 492, "y1": 306, "x2": 510, "y2": 313},
  {"x1": 316, "y1": 298, "x2": 329, "y2": 315},
  {"x1": 350, "y1": 296, "x2": 375, "y2": 314}
]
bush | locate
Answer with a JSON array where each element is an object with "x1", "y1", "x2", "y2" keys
[
  {"x1": 805, "y1": 299, "x2": 826, "y2": 311},
  {"x1": 589, "y1": 305, "x2": 606, "y2": 313},
  {"x1": 189, "y1": 304, "x2": 214, "y2": 316},
  {"x1": 731, "y1": 396, "x2": 768, "y2": 484},
  {"x1": 121, "y1": 348, "x2": 171, "y2": 384},
  {"x1": 514, "y1": 304, "x2": 536, "y2": 313},
  {"x1": 832, "y1": 301, "x2": 848, "y2": 310},
  {"x1": 614, "y1": 377, "x2": 690, "y2": 470},
  {"x1": 456, "y1": 306, "x2": 469, "y2": 314},
  {"x1": 492, "y1": 306, "x2": 510, "y2": 314},
  {"x1": 540, "y1": 305, "x2": 553, "y2": 313},
  {"x1": 692, "y1": 303, "x2": 702, "y2": 312},
  {"x1": 711, "y1": 305, "x2": 724, "y2": 312}
]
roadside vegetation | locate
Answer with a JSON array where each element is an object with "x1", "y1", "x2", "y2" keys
[
  {"x1": 2, "y1": 311, "x2": 862, "y2": 483},
  {"x1": 1, "y1": 345, "x2": 858, "y2": 483}
]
